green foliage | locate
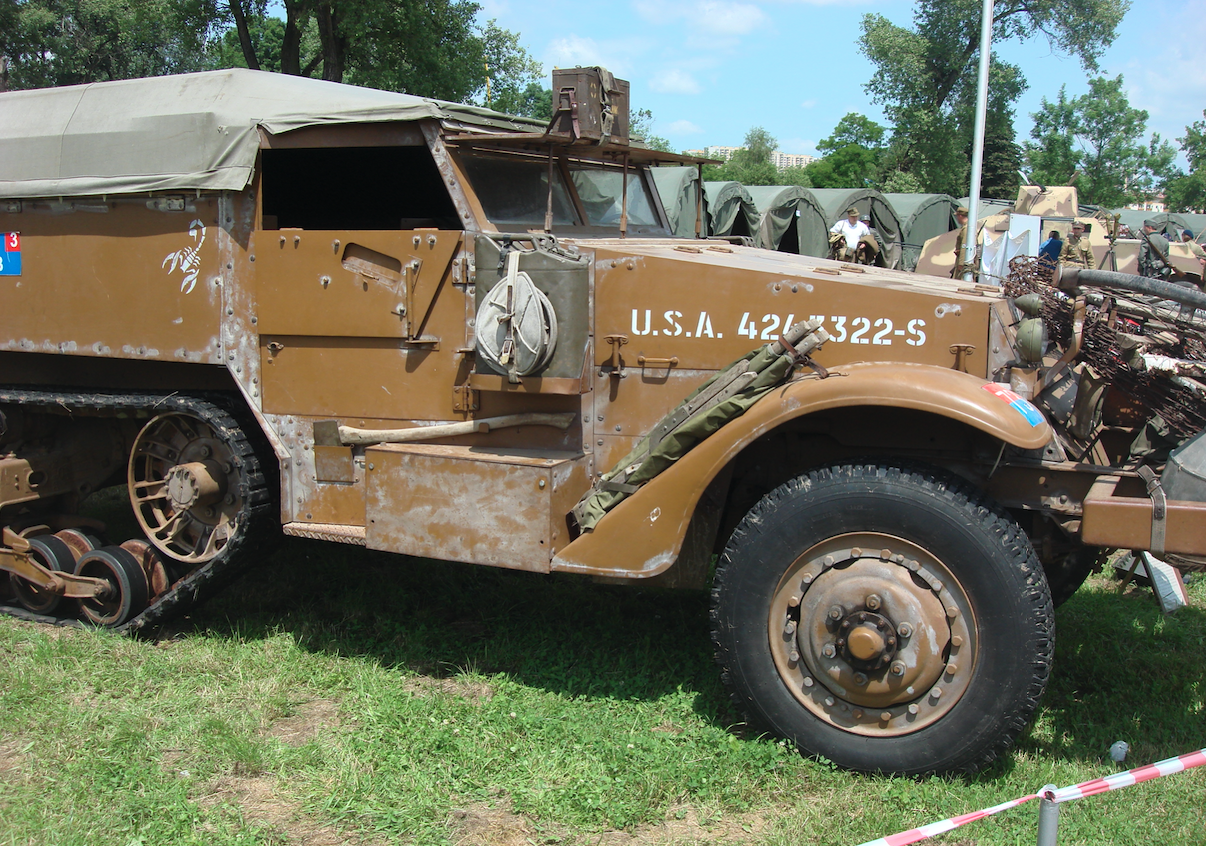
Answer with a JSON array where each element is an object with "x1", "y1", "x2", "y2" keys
[
  {"x1": 1025, "y1": 75, "x2": 1179, "y2": 208},
  {"x1": 491, "y1": 81, "x2": 551, "y2": 120},
  {"x1": 1164, "y1": 112, "x2": 1206, "y2": 213},
  {"x1": 816, "y1": 112, "x2": 886, "y2": 154},
  {"x1": 859, "y1": 0, "x2": 1128, "y2": 194},
  {"x1": 1024, "y1": 86, "x2": 1079, "y2": 185},
  {"x1": 804, "y1": 112, "x2": 886, "y2": 189},
  {"x1": 704, "y1": 126, "x2": 779, "y2": 186},
  {"x1": 630, "y1": 107, "x2": 674, "y2": 153},
  {"x1": 777, "y1": 166, "x2": 812, "y2": 188},
  {"x1": 0, "y1": 0, "x2": 541, "y2": 107},
  {"x1": 1, "y1": 0, "x2": 218, "y2": 89},
  {"x1": 880, "y1": 168, "x2": 924, "y2": 193}
]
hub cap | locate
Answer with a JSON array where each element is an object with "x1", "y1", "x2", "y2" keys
[{"x1": 768, "y1": 533, "x2": 976, "y2": 736}]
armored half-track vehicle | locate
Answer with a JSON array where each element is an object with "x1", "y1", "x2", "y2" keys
[{"x1": 3, "y1": 68, "x2": 1206, "y2": 776}]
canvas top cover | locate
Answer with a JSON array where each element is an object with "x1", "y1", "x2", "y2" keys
[{"x1": 0, "y1": 69, "x2": 545, "y2": 200}]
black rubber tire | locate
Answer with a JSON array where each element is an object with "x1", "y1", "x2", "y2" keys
[
  {"x1": 711, "y1": 461, "x2": 1054, "y2": 775},
  {"x1": 74, "y1": 546, "x2": 150, "y2": 627},
  {"x1": 10, "y1": 535, "x2": 75, "y2": 615}
]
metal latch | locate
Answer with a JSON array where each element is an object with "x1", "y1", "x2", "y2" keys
[{"x1": 603, "y1": 334, "x2": 628, "y2": 378}]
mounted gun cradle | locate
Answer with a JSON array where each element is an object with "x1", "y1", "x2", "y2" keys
[{"x1": 3, "y1": 67, "x2": 1206, "y2": 776}]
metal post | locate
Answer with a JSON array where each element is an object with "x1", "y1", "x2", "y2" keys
[
  {"x1": 1036, "y1": 784, "x2": 1060, "y2": 846},
  {"x1": 962, "y1": 0, "x2": 994, "y2": 282}
]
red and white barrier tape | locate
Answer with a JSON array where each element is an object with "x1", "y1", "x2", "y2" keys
[{"x1": 854, "y1": 747, "x2": 1206, "y2": 846}]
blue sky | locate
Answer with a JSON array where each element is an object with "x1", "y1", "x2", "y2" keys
[{"x1": 477, "y1": 0, "x2": 1205, "y2": 168}]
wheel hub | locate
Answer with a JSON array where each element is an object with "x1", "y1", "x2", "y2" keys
[
  {"x1": 770, "y1": 534, "x2": 976, "y2": 736},
  {"x1": 165, "y1": 461, "x2": 226, "y2": 511}
]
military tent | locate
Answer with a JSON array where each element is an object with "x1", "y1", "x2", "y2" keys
[
  {"x1": 1108, "y1": 210, "x2": 1194, "y2": 240},
  {"x1": 884, "y1": 193, "x2": 958, "y2": 271},
  {"x1": 744, "y1": 185, "x2": 829, "y2": 255},
  {"x1": 809, "y1": 188, "x2": 903, "y2": 269},
  {"x1": 651, "y1": 166, "x2": 705, "y2": 238},
  {"x1": 703, "y1": 182, "x2": 760, "y2": 238}
]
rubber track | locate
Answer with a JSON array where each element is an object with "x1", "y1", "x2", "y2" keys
[
  {"x1": 0, "y1": 388, "x2": 277, "y2": 635},
  {"x1": 709, "y1": 461, "x2": 1055, "y2": 775}
]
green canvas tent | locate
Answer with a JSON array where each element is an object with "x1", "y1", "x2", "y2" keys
[
  {"x1": 703, "y1": 182, "x2": 759, "y2": 238},
  {"x1": 651, "y1": 166, "x2": 705, "y2": 238},
  {"x1": 1109, "y1": 210, "x2": 1194, "y2": 240},
  {"x1": 809, "y1": 188, "x2": 903, "y2": 269},
  {"x1": 744, "y1": 185, "x2": 829, "y2": 256},
  {"x1": 885, "y1": 193, "x2": 958, "y2": 271}
]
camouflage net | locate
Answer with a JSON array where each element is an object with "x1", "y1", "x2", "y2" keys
[{"x1": 1005, "y1": 256, "x2": 1206, "y2": 441}]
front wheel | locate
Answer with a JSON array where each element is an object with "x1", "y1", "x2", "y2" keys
[{"x1": 711, "y1": 462, "x2": 1053, "y2": 775}]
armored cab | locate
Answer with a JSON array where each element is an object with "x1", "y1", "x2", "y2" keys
[{"x1": 4, "y1": 68, "x2": 1205, "y2": 776}]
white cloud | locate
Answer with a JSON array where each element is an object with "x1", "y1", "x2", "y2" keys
[
  {"x1": 650, "y1": 69, "x2": 702, "y2": 95},
  {"x1": 545, "y1": 35, "x2": 630, "y2": 77},
  {"x1": 800, "y1": 99, "x2": 817, "y2": 109},
  {"x1": 666, "y1": 119, "x2": 704, "y2": 135}
]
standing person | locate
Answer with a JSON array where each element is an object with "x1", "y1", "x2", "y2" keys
[
  {"x1": 829, "y1": 206, "x2": 870, "y2": 261},
  {"x1": 1058, "y1": 221, "x2": 1093, "y2": 268},
  {"x1": 1038, "y1": 230, "x2": 1063, "y2": 269},
  {"x1": 1138, "y1": 219, "x2": 1170, "y2": 279}
]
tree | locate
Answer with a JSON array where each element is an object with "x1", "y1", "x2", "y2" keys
[
  {"x1": 1024, "y1": 86, "x2": 1078, "y2": 186},
  {"x1": 2, "y1": 0, "x2": 218, "y2": 89},
  {"x1": 704, "y1": 127, "x2": 779, "y2": 186},
  {"x1": 859, "y1": 0, "x2": 1128, "y2": 194},
  {"x1": 817, "y1": 113, "x2": 885, "y2": 153},
  {"x1": 806, "y1": 113, "x2": 885, "y2": 188},
  {"x1": 1165, "y1": 112, "x2": 1206, "y2": 213}
]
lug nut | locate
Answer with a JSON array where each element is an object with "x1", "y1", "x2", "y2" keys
[
  {"x1": 908, "y1": 703, "x2": 919, "y2": 715},
  {"x1": 853, "y1": 709, "x2": 864, "y2": 719},
  {"x1": 789, "y1": 650, "x2": 800, "y2": 662},
  {"x1": 822, "y1": 643, "x2": 836, "y2": 659},
  {"x1": 951, "y1": 635, "x2": 963, "y2": 647},
  {"x1": 880, "y1": 711, "x2": 892, "y2": 722},
  {"x1": 945, "y1": 663, "x2": 958, "y2": 675},
  {"x1": 930, "y1": 687, "x2": 942, "y2": 700},
  {"x1": 802, "y1": 677, "x2": 814, "y2": 688},
  {"x1": 897, "y1": 622, "x2": 913, "y2": 638},
  {"x1": 890, "y1": 661, "x2": 906, "y2": 676},
  {"x1": 784, "y1": 621, "x2": 797, "y2": 635},
  {"x1": 886, "y1": 637, "x2": 896, "y2": 647},
  {"x1": 852, "y1": 673, "x2": 868, "y2": 686},
  {"x1": 865, "y1": 594, "x2": 881, "y2": 611},
  {"x1": 828, "y1": 605, "x2": 843, "y2": 620}
]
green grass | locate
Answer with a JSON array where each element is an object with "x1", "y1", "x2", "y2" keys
[{"x1": 2, "y1": 495, "x2": 1204, "y2": 845}]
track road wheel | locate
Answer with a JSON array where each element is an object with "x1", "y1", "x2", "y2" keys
[
  {"x1": 74, "y1": 546, "x2": 149, "y2": 627},
  {"x1": 128, "y1": 410, "x2": 255, "y2": 566},
  {"x1": 10, "y1": 535, "x2": 75, "y2": 615},
  {"x1": 711, "y1": 462, "x2": 1054, "y2": 775}
]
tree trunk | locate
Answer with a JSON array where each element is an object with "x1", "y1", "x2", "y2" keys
[
  {"x1": 281, "y1": 0, "x2": 304, "y2": 75},
  {"x1": 315, "y1": 2, "x2": 346, "y2": 83},
  {"x1": 229, "y1": 0, "x2": 261, "y2": 71}
]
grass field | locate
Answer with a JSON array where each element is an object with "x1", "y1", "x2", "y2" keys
[{"x1": 1, "y1": 493, "x2": 1204, "y2": 845}]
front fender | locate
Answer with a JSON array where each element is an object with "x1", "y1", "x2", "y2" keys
[{"x1": 552, "y1": 362, "x2": 1051, "y2": 578}]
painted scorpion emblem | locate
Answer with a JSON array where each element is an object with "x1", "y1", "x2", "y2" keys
[{"x1": 162, "y1": 219, "x2": 206, "y2": 294}]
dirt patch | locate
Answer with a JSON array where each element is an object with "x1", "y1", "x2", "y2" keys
[
  {"x1": 404, "y1": 675, "x2": 496, "y2": 704},
  {"x1": 449, "y1": 801, "x2": 538, "y2": 846},
  {"x1": 265, "y1": 699, "x2": 341, "y2": 746},
  {"x1": 200, "y1": 775, "x2": 385, "y2": 846},
  {"x1": 448, "y1": 800, "x2": 778, "y2": 846},
  {"x1": 0, "y1": 737, "x2": 29, "y2": 779}
]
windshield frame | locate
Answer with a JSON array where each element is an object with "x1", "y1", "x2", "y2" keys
[{"x1": 451, "y1": 147, "x2": 673, "y2": 237}]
